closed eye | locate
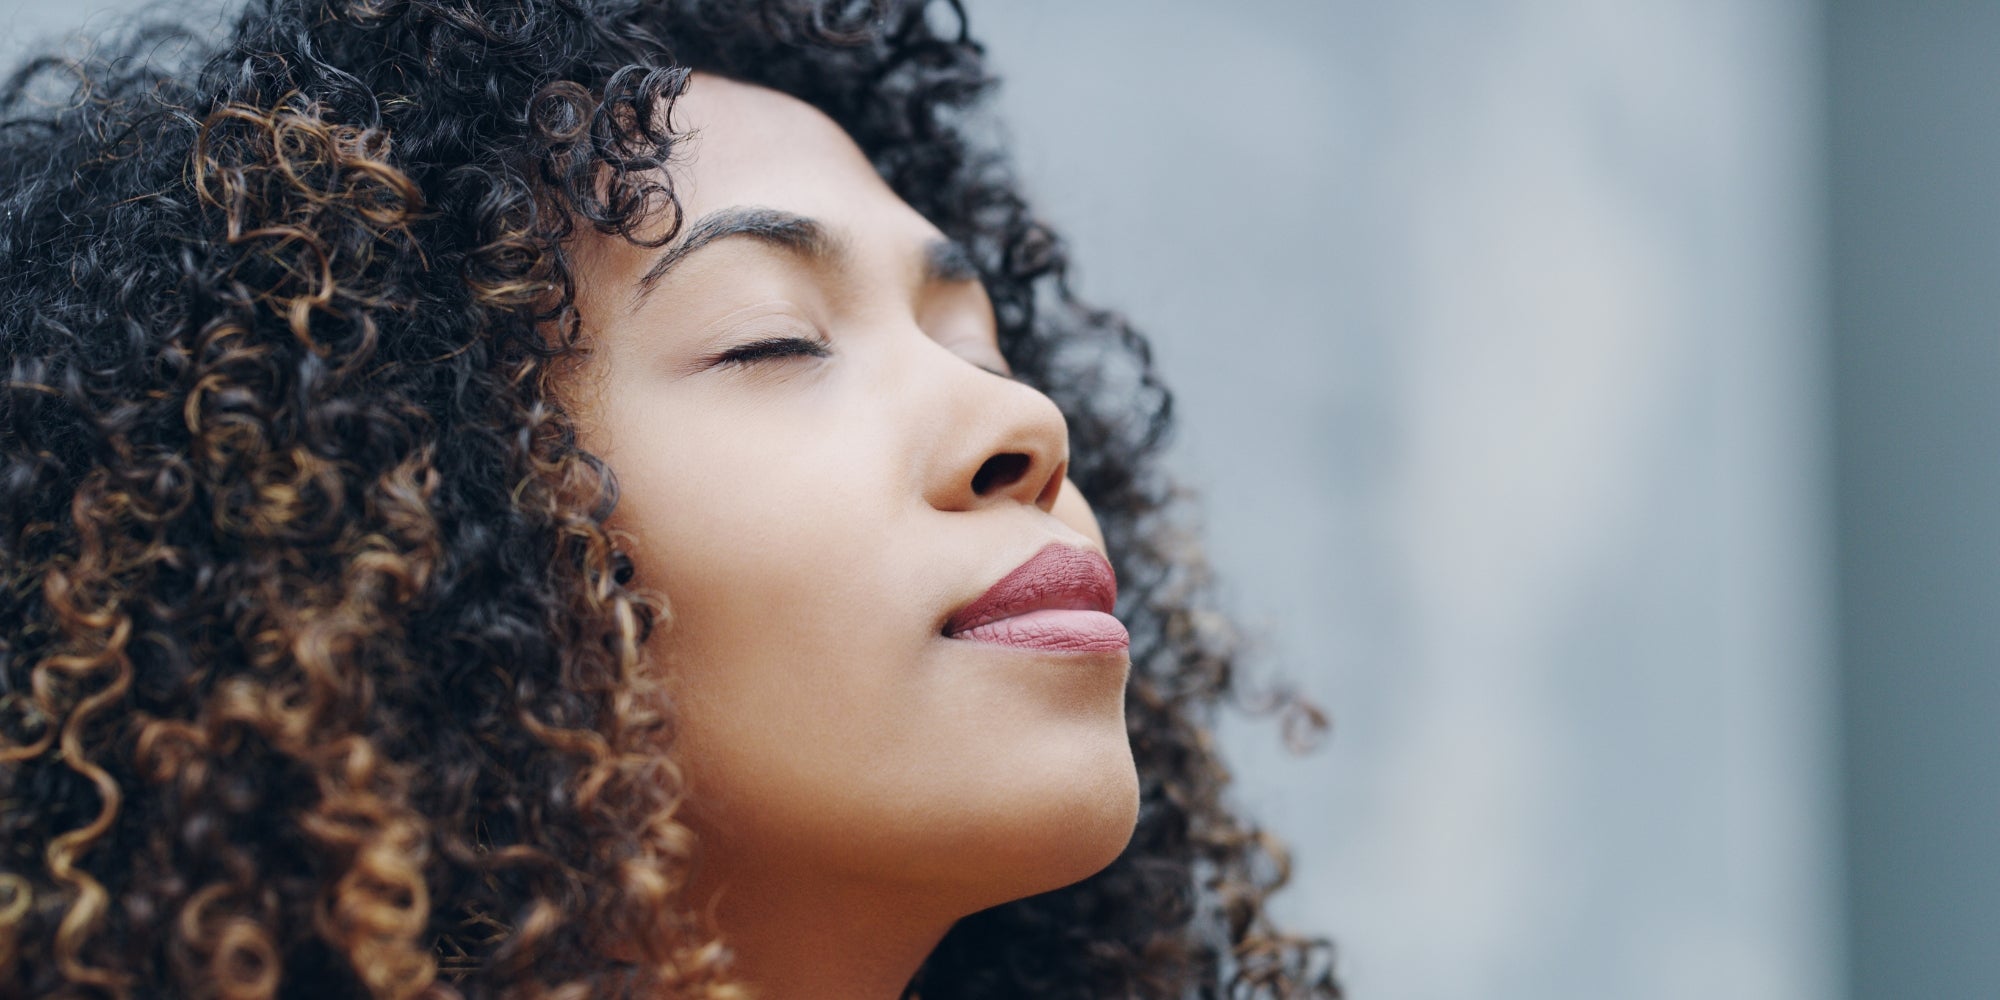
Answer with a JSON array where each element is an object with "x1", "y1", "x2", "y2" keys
[
  {"x1": 708, "y1": 335, "x2": 832, "y2": 368},
  {"x1": 709, "y1": 333, "x2": 1015, "y2": 379}
]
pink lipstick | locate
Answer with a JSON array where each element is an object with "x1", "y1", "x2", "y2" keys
[{"x1": 945, "y1": 543, "x2": 1128, "y2": 653}]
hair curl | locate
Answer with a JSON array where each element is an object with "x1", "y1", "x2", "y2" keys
[{"x1": 0, "y1": 1, "x2": 1342, "y2": 997}]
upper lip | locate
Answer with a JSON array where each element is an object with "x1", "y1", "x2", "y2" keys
[{"x1": 944, "y1": 542, "x2": 1119, "y2": 636}]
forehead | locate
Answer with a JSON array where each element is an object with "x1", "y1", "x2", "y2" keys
[{"x1": 665, "y1": 71, "x2": 916, "y2": 232}]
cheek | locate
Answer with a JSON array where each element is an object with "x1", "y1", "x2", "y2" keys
[
  {"x1": 594, "y1": 403, "x2": 937, "y2": 782},
  {"x1": 607, "y1": 412, "x2": 909, "y2": 677}
]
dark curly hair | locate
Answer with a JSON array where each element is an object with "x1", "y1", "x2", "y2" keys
[{"x1": 0, "y1": 1, "x2": 1341, "y2": 997}]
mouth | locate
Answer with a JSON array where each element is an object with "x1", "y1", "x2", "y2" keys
[{"x1": 943, "y1": 543, "x2": 1129, "y2": 654}]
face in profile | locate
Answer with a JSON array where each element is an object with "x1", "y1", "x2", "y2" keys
[{"x1": 560, "y1": 71, "x2": 1141, "y2": 934}]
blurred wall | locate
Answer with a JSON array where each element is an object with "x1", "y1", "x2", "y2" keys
[
  {"x1": 0, "y1": 3, "x2": 1851, "y2": 1000},
  {"x1": 1829, "y1": 4, "x2": 2000, "y2": 998},
  {"x1": 976, "y1": 4, "x2": 1839, "y2": 1000}
]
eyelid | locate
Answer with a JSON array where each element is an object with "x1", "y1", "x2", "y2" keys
[
  {"x1": 918, "y1": 283, "x2": 1008, "y2": 378},
  {"x1": 701, "y1": 331, "x2": 833, "y2": 369},
  {"x1": 948, "y1": 340, "x2": 1013, "y2": 380}
]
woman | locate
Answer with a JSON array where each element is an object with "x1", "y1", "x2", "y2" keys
[{"x1": 0, "y1": 1, "x2": 1339, "y2": 997}]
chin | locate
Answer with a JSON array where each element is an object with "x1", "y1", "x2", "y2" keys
[
  {"x1": 1038, "y1": 753, "x2": 1142, "y2": 893},
  {"x1": 948, "y1": 736, "x2": 1142, "y2": 910}
]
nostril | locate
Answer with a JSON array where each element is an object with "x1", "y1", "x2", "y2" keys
[{"x1": 971, "y1": 452, "x2": 1032, "y2": 496}]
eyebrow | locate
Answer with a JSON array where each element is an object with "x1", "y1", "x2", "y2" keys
[
  {"x1": 634, "y1": 206, "x2": 833, "y2": 304},
  {"x1": 631, "y1": 205, "x2": 982, "y2": 307}
]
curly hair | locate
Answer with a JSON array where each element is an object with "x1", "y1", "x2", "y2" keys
[{"x1": 0, "y1": 1, "x2": 1342, "y2": 997}]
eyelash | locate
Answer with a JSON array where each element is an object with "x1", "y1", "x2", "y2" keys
[
  {"x1": 709, "y1": 333, "x2": 1017, "y2": 380},
  {"x1": 710, "y1": 335, "x2": 832, "y2": 368}
]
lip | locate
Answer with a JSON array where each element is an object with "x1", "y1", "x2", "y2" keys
[{"x1": 944, "y1": 543, "x2": 1128, "y2": 653}]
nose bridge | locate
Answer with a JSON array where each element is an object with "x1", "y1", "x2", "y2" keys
[{"x1": 895, "y1": 325, "x2": 1070, "y2": 514}]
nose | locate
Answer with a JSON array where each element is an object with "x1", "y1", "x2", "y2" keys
[{"x1": 923, "y1": 366, "x2": 1071, "y2": 515}]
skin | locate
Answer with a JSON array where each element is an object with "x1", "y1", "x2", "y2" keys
[{"x1": 558, "y1": 73, "x2": 1141, "y2": 999}]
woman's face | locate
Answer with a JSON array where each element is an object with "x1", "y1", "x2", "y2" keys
[{"x1": 561, "y1": 73, "x2": 1139, "y2": 916}]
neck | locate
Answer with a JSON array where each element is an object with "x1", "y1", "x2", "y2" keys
[{"x1": 700, "y1": 867, "x2": 962, "y2": 1000}]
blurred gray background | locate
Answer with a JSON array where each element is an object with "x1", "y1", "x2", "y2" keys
[
  {"x1": 980, "y1": 4, "x2": 1839, "y2": 999},
  {"x1": 6, "y1": 2, "x2": 1995, "y2": 998}
]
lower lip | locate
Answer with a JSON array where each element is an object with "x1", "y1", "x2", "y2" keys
[{"x1": 947, "y1": 609, "x2": 1130, "y2": 653}]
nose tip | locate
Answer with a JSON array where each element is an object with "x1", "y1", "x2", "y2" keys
[{"x1": 911, "y1": 315, "x2": 1072, "y2": 514}]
